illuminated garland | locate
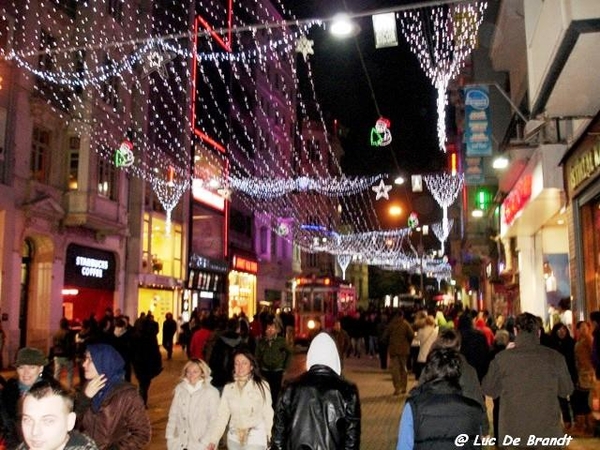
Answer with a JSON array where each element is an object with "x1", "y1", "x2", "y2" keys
[
  {"x1": 228, "y1": 175, "x2": 382, "y2": 199},
  {"x1": 400, "y1": 1, "x2": 487, "y2": 151}
]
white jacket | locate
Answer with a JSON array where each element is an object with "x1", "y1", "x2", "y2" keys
[
  {"x1": 416, "y1": 325, "x2": 438, "y2": 363},
  {"x1": 166, "y1": 379, "x2": 220, "y2": 450},
  {"x1": 208, "y1": 379, "x2": 273, "y2": 448}
]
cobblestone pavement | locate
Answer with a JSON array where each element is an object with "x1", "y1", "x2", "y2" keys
[
  {"x1": 4, "y1": 346, "x2": 599, "y2": 449},
  {"x1": 143, "y1": 347, "x2": 600, "y2": 450}
]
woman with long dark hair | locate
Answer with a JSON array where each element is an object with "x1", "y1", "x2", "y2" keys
[{"x1": 206, "y1": 348, "x2": 273, "y2": 450}]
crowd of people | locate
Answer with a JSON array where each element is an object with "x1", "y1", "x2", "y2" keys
[{"x1": 0, "y1": 301, "x2": 599, "y2": 449}]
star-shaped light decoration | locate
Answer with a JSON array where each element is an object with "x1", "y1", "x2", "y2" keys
[
  {"x1": 372, "y1": 179, "x2": 392, "y2": 200},
  {"x1": 295, "y1": 35, "x2": 314, "y2": 61},
  {"x1": 142, "y1": 41, "x2": 176, "y2": 79}
]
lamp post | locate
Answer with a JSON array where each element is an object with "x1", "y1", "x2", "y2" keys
[{"x1": 416, "y1": 225, "x2": 429, "y2": 299}]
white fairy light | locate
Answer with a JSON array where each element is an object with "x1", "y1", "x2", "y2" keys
[{"x1": 400, "y1": 1, "x2": 487, "y2": 151}]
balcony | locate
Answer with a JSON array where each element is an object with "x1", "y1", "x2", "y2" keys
[{"x1": 63, "y1": 190, "x2": 128, "y2": 238}]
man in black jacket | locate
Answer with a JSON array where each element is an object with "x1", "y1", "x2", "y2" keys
[{"x1": 271, "y1": 332, "x2": 361, "y2": 450}]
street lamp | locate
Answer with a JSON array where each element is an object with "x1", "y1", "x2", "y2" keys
[{"x1": 389, "y1": 204, "x2": 402, "y2": 217}]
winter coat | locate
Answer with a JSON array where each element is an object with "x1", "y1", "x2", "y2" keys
[
  {"x1": 384, "y1": 316, "x2": 414, "y2": 357},
  {"x1": 256, "y1": 335, "x2": 292, "y2": 372},
  {"x1": 16, "y1": 430, "x2": 99, "y2": 450},
  {"x1": 272, "y1": 333, "x2": 360, "y2": 450},
  {"x1": 406, "y1": 379, "x2": 484, "y2": 450},
  {"x1": 207, "y1": 379, "x2": 273, "y2": 448},
  {"x1": 208, "y1": 331, "x2": 241, "y2": 388},
  {"x1": 482, "y1": 332, "x2": 574, "y2": 442},
  {"x1": 76, "y1": 381, "x2": 151, "y2": 450},
  {"x1": 166, "y1": 379, "x2": 220, "y2": 450}
]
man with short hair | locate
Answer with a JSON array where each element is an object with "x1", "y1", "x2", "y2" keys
[
  {"x1": 18, "y1": 378, "x2": 98, "y2": 450},
  {"x1": 482, "y1": 312, "x2": 573, "y2": 444}
]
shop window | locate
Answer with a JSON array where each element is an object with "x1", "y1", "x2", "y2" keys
[
  {"x1": 31, "y1": 126, "x2": 51, "y2": 183},
  {"x1": 142, "y1": 213, "x2": 183, "y2": 278},
  {"x1": 259, "y1": 225, "x2": 269, "y2": 255},
  {"x1": 101, "y1": 56, "x2": 120, "y2": 110},
  {"x1": 68, "y1": 148, "x2": 79, "y2": 190},
  {"x1": 38, "y1": 30, "x2": 56, "y2": 71},
  {"x1": 97, "y1": 155, "x2": 117, "y2": 200}
]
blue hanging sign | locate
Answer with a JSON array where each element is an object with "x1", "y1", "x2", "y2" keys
[{"x1": 464, "y1": 86, "x2": 492, "y2": 157}]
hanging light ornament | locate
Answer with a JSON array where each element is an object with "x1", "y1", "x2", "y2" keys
[
  {"x1": 407, "y1": 212, "x2": 419, "y2": 229},
  {"x1": 424, "y1": 173, "x2": 464, "y2": 246},
  {"x1": 400, "y1": 1, "x2": 487, "y2": 152}
]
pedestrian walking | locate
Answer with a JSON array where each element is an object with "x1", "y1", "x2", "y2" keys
[
  {"x1": 163, "y1": 312, "x2": 178, "y2": 360},
  {"x1": 166, "y1": 359, "x2": 219, "y2": 450},
  {"x1": 17, "y1": 378, "x2": 99, "y2": 450},
  {"x1": 271, "y1": 332, "x2": 360, "y2": 450},
  {"x1": 131, "y1": 314, "x2": 163, "y2": 407},
  {"x1": 397, "y1": 347, "x2": 485, "y2": 450},
  {"x1": 572, "y1": 320, "x2": 596, "y2": 436},
  {"x1": 206, "y1": 348, "x2": 273, "y2": 450},
  {"x1": 75, "y1": 343, "x2": 151, "y2": 450},
  {"x1": 255, "y1": 318, "x2": 292, "y2": 406},
  {"x1": 383, "y1": 309, "x2": 415, "y2": 395},
  {"x1": 0, "y1": 347, "x2": 51, "y2": 448},
  {"x1": 482, "y1": 312, "x2": 574, "y2": 444}
]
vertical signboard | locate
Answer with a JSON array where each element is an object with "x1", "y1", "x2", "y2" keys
[{"x1": 464, "y1": 85, "x2": 492, "y2": 156}]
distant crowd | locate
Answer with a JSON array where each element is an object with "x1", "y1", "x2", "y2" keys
[{"x1": 0, "y1": 300, "x2": 599, "y2": 449}]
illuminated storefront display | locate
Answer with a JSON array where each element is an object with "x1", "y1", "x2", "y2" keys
[
  {"x1": 228, "y1": 254, "x2": 258, "y2": 318},
  {"x1": 563, "y1": 115, "x2": 600, "y2": 314},
  {"x1": 63, "y1": 244, "x2": 116, "y2": 323}
]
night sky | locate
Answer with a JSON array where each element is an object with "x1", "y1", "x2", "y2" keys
[
  {"x1": 287, "y1": 0, "x2": 448, "y2": 225},
  {"x1": 287, "y1": 0, "x2": 445, "y2": 175}
]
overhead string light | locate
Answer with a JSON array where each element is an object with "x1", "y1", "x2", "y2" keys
[
  {"x1": 2, "y1": 0, "x2": 463, "y2": 259},
  {"x1": 400, "y1": 1, "x2": 487, "y2": 152}
]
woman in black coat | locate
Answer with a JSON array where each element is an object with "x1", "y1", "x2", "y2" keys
[{"x1": 548, "y1": 322, "x2": 577, "y2": 430}]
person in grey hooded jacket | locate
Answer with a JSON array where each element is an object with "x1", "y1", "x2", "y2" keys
[{"x1": 271, "y1": 332, "x2": 361, "y2": 450}]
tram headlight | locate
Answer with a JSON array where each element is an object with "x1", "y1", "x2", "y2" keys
[{"x1": 307, "y1": 319, "x2": 316, "y2": 330}]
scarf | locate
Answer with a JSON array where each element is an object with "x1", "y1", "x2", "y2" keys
[{"x1": 87, "y1": 343, "x2": 125, "y2": 412}]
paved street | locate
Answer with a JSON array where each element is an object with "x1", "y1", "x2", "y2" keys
[
  {"x1": 144, "y1": 346, "x2": 600, "y2": 450},
  {"x1": 2, "y1": 345, "x2": 599, "y2": 449}
]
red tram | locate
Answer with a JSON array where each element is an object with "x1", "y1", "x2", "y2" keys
[{"x1": 289, "y1": 275, "x2": 357, "y2": 343}]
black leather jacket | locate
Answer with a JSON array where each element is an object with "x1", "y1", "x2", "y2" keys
[{"x1": 271, "y1": 365, "x2": 361, "y2": 450}]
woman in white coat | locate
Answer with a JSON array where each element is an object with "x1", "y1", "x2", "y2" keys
[
  {"x1": 206, "y1": 348, "x2": 274, "y2": 450},
  {"x1": 166, "y1": 358, "x2": 220, "y2": 450}
]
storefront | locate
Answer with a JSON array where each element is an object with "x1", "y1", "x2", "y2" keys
[
  {"x1": 183, "y1": 253, "x2": 227, "y2": 321},
  {"x1": 562, "y1": 113, "x2": 600, "y2": 316},
  {"x1": 63, "y1": 243, "x2": 116, "y2": 324},
  {"x1": 499, "y1": 144, "x2": 568, "y2": 321},
  {"x1": 228, "y1": 253, "x2": 258, "y2": 318}
]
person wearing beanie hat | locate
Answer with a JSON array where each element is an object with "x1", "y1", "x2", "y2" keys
[
  {"x1": 74, "y1": 343, "x2": 151, "y2": 449},
  {"x1": 272, "y1": 332, "x2": 361, "y2": 450},
  {"x1": 0, "y1": 347, "x2": 51, "y2": 448}
]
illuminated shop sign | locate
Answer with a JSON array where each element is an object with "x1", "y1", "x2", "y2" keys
[
  {"x1": 64, "y1": 244, "x2": 116, "y2": 290},
  {"x1": 567, "y1": 137, "x2": 600, "y2": 194},
  {"x1": 502, "y1": 175, "x2": 532, "y2": 226},
  {"x1": 75, "y1": 256, "x2": 109, "y2": 278},
  {"x1": 232, "y1": 255, "x2": 258, "y2": 274}
]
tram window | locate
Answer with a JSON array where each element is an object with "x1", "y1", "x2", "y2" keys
[
  {"x1": 300, "y1": 296, "x2": 309, "y2": 312},
  {"x1": 314, "y1": 295, "x2": 322, "y2": 312}
]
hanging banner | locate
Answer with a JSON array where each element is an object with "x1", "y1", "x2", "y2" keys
[
  {"x1": 465, "y1": 157, "x2": 484, "y2": 185},
  {"x1": 372, "y1": 13, "x2": 398, "y2": 48},
  {"x1": 464, "y1": 85, "x2": 492, "y2": 156}
]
